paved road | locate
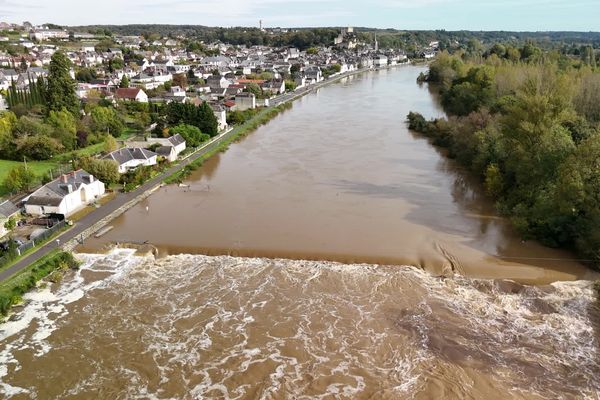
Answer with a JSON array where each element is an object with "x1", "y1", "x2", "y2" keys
[{"x1": 0, "y1": 127, "x2": 237, "y2": 282}]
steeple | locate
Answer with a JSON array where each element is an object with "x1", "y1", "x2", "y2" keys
[{"x1": 374, "y1": 33, "x2": 379, "y2": 52}]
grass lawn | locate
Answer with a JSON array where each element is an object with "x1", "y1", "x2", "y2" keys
[
  {"x1": 55, "y1": 142, "x2": 105, "y2": 162},
  {"x1": 0, "y1": 159, "x2": 61, "y2": 196}
]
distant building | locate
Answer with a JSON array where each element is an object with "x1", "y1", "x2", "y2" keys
[
  {"x1": 25, "y1": 171, "x2": 105, "y2": 217},
  {"x1": 373, "y1": 55, "x2": 388, "y2": 68},
  {"x1": 115, "y1": 87, "x2": 149, "y2": 103},
  {"x1": 235, "y1": 92, "x2": 256, "y2": 111},
  {"x1": 29, "y1": 29, "x2": 69, "y2": 41}
]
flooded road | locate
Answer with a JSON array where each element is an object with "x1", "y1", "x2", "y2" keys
[{"x1": 83, "y1": 66, "x2": 595, "y2": 284}]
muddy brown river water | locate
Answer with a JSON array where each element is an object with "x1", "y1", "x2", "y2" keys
[{"x1": 0, "y1": 66, "x2": 598, "y2": 399}]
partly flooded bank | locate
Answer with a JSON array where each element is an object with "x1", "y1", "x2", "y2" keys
[{"x1": 80, "y1": 66, "x2": 596, "y2": 284}]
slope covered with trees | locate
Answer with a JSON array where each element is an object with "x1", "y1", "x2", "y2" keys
[{"x1": 408, "y1": 46, "x2": 600, "y2": 266}]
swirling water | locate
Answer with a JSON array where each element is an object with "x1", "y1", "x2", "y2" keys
[{"x1": 0, "y1": 250, "x2": 597, "y2": 399}]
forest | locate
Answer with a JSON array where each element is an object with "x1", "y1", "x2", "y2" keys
[
  {"x1": 408, "y1": 44, "x2": 600, "y2": 266},
  {"x1": 69, "y1": 24, "x2": 600, "y2": 51}
]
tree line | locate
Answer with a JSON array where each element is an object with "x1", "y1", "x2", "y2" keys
[{"x1": 408, "y1": 46, "x2": 600, "y2": 266}]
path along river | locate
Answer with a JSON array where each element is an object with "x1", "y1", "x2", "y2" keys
[{"x1": 0, "y1": 66, "x2": 598, "y2": 399}]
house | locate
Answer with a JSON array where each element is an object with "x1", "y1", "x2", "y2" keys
[
  {"x1": 154, "y1": 146, "x2": 178, "y2": 162},
  {"x1": 25, "y1": 171, "x2": 105, "y2": 217},
  {"x1": 147, "y1": 133, "x2": 186, "y2": 155},
  {"x1": 103, "y1": 148, "x2": 158, "y2": 173},
  {"x1": 261, "y1": 79, "x2": 285, "y2": 95},
  {"x1": 235, "y1": 92, "x2": 256, "y2": 111},
  {"x1": 206, "y1": 75, "x2": 230, "y2": 89},
  {"x1": 169, "y1": 86, "x2": 186, "y2": 97},
  {"x1": 115, "y1": 87, "x2": 149, "y2": 103},
  {"x1": 304, "y1": 66, "x2": 323, "y2": 84},
  {"x1": 210, "y1": 104, "x2": 228, "y2": 131},
  {"x1": 373, "y1": 55, "x2": 388, "y2": 68},
  {"x1": 0, "y1": 200, "x2": 19, "y2": 237}
]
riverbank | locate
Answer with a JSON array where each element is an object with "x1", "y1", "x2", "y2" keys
[
  {"x1": 78, "y1": 65, "x2": 598, "y2": 285},
  {"x1": 0, "y1": 251, "x2": 78, "y2": 317}
]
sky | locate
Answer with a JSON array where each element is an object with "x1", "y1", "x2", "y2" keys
[{"x1": 0, "y1": 0, "x2": 598, "y2": 31}]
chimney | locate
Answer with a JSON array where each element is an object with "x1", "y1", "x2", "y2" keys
[
  {"x1": 61, "y1": 174, "x2": 68, "y2": 183},
  {"x1": 88, "y1": 174, "x2": 94, "y2": 183},
  {"x1": 67, "y1": 184, "x2": 73, "y2": 193}
]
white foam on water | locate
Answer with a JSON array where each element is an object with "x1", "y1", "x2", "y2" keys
[
  {"x1": 0, "y1": 248, "x2": 147, "y2": 398},
  {"x1": 0, "y1": 252, "x2": 598, "y2": 399}
]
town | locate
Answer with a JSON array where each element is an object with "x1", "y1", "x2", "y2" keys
[{"x1": 0, "y1": 22, "x2": 439, "y2": 296}]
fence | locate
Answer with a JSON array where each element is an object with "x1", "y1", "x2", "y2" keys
[{"x1": 0, "y1": 220, "x2": 67, "y2": 269}]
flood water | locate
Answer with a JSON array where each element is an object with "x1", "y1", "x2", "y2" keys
[
  {"x1": 1, "y1": 66, "x2": 599, "y2": 399},
  {"x1": 84, "y1": 65, "x2": 594, "y2": 284}
]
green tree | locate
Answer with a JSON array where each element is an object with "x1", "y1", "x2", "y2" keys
[
  {"x1": 46, "y1": 51, "x2": 79, "y2": 116},
  {"x1": 284, "y1": 80, "x2": 297, "y2": 92},
  {"x1": 197, "y1": 101, "x2": 219, "y2": 136},
  {"x1": 90, "y1": 106, "x2": 124, "y2": 136},
  {"x1": 104, "y1": 135, "x2": 118, "y2": 153},
  {"x1": 169, "y1": 124, "x2": 209, "y2": 147},
  {"x1": 119, "y1": 75, "x2": 129, "y2": 88},
  {"x1": 15, "y1": 135, "x2": 63, "y2": 160},
  {"x1": 3, "y1": 165, "x2": 36, "y2": 193},
  {"x1": 3, "y1": 216, "x2": 17, "y2": 231},
  {"x1": 46, "y1": 108, "x2": 77, "y2": 150},
  {"x1": 78, "y1": 156, "x2": 120, "y2": 184}
]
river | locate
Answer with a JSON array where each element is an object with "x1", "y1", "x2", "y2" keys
[{"x1": 0, "y1": 66, "x2": 598, "y2": 399}]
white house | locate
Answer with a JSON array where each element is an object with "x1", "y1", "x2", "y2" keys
[
  {"x1": 115, "y1": 87, "x2": 149, "y2": 103},
  {"x1": 373, "y1": 55, "x2": 388, "y2": 68},
  {"x1": 25, "y1": 170, "x2": 105, "y2": 217},
  {"x1": 104, "y1": 148, "x2": 158, "y2": 173},
  {"x1": 146, "y1": 134, "x2": 186, "y2": 158},
  {"x1": 210, "y1": 104, "x2": 228, "y2": 131}
]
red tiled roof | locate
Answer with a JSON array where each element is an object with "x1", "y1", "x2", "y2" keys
[
  {"x1": 115, "y1": 87, "x2": 143, "y2": 99},
  {"x1": 223, "y1": 100, "x2": 236, "y2": 108},
  {"x1": 236, "y1": 79, "x2": 266, "y2": 84}
]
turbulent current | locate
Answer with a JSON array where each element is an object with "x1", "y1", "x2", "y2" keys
[{"x1": 0, "y1": 249, "x2": 598, "y2": 399}]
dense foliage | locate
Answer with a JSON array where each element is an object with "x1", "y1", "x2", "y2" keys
[
  {"x1": 164, "y1": 102, "x2": 219, "y2": 137},
  {"x1": 409, "y1": 48, "x2": 600, "y2": 266},
  {"x1": 0, "y1": 251, "x2": 78, "y2": 316},
  {"x1": 168, "y1": 124, "x2": 210, "y2": 147}
]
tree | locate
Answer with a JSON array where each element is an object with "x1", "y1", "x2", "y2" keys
[
  {"x1": 46, "y1": 108, "x2": 77, "y2": 150},
  {"x1": 169, "y1": 124, "x2": 209, "y2": 147},
  {"x1": 78, "y1": 156, "x2": 120, "y2": 184},
  {"x1": 164, "y1": 102, "x2": 218, "y2": 136},
  {"x1": 172, "y1": 73, "x2": 187, "y2": 89},
  {"x1": 90, "y1": 106, "x2": 124, "y2": 136},
  {"x1": 75, "y1": 68, "x2": 97, "y2": 83},
  {"x1": 3, "y1": 216, "x2": 17, "y2": 231},
  {"x1": 104, "y1": 135, "x2": 118, "y2": 153},
  {"x1": 3, "y1": 165, "x2": 36, "y2": 193},
  {"x1": 197, "y1": 102, "x2": 219, "y2": 136},
  {"x1": 16, "y1": 135, "x2": 63, "y2": 160},
  {"x1": 46, "y1": 51, "x2": 79, "y2": 116},
  {"x1": 285, "y1": 80, "x2": 297, "y2": 92},
  {"x1": 119, "y1": 75, "x2": 129, "y2": 88}
]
